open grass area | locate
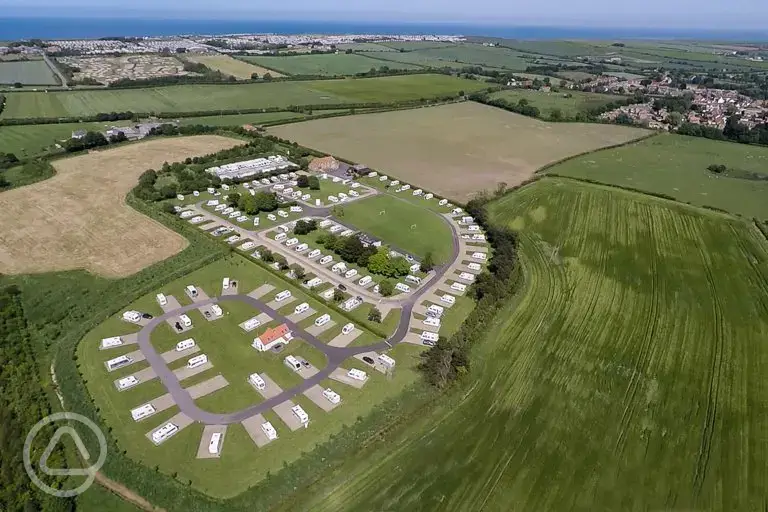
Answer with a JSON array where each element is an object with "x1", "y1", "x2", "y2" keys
[
  {"x1": 546, "y1": 133, "x2": 768, "y2": 219},
  {"x1": 184, "y1": 54, "x2": 285, "y2": 79},
  {"x1": 340, "y1": 193, "x2": 454, "y2": 263},
  {"x1": 240, "y1": 53, "x2": 420, "y2": 76},
  {"x1": 277, "y1": 177, "x2": 768, "y2": 511},
  {"x1": 1, "y1": 74, "x2": 485, "y2": 119},
  {"x1": 489, "y1": 89, "x2": 626, "y2": 118},
  {"x1": 77, "y1": 254, "x2": 424, "y2": 498},
  {"x1": 0, "y1": 120, "x2": 132, "y2": 157},
  {"x1": 270, "y1": 101, "x2": 649, "y2": 202},
  {"x1": 0, "y1": 59, "x2": 58, "y2": 85}
]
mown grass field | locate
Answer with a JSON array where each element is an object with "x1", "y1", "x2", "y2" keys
[
  {"x1": 0, "y1": 59, "x2": 58, "y2": 85},
  {"x1": 489, "y1": 88, "x2": 625, "y2": 118},
  {"x1": 546, "y1": 133, "x2": 768, "y2": 218},
  {"x1": 240, "y1": 53, "x2": 420, "y2": 76},
  {"x1": 0, "y1": 74, "x2": 485, "y2": 118},
  {"x1": 184, "y1": 54, "x2": 285, "y2": 78},
  {"x1": 276, "y1": 178, "x2": 768, "y2": 511}
]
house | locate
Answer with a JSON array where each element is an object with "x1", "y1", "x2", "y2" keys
[
  {"x1": 308, "y1": 155, "x2": 351, "y2": 176},
  {"x1": 252, "y1": 323, "x2": 293, "y2": 352}
]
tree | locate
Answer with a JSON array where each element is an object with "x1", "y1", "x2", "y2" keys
[
  {"x1": 296, "y1": 174, "x2": 310, "y2": 188},
  {"x1": 227, "y1": 192, "x2": 241, "y2": 207},
  {"x1": 238, "y1": 194, "x2": 258, "y2": 214},
  {"x1": 707, "y1": 164, "x2": 727, "y2": 174},
  {"x1": 250, "y1": 72, "x2": 259, "y2": 80},
  {"x1": 378, "y1": 279, "x2": 394, "y2": 297},
  {"x1": 308, "y1": 175, "x2": 320, "y2": 190},
  {"x1": 293, "y1": 219, "x2": 317, "y2": 235},
  {"x1": 289, "y1": 263, "x2": 306, "y2": 280},
  {"x1": 615, "y1": 113, "x2": 633, "y2": 125},
  {"x1": 549, "y1": 108, "x2": 563, "y2": 121},
  {"x1": 261, "y1": 249, "x2": 274, "y2": 263},
  {"x1": 333, "y1": 288, "x2": 345, "y2": 302},
  {"x1": 368, "y1": 306, "x2": 382, "y2": 323},
  {"x1": 421, "y1": 251, "x2": 435, "y2": 272},
  {"x1": 263, "y1": 73, "x2": 273, "y2": 81},
  {"x1": 253, "y1": 191, "x2": 278, "y2": 211}
]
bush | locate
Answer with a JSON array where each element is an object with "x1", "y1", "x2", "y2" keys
[
  {"x1": 293, "y1": 219, "x2": 317, "y2": 235},
  {"x1": 368, "y1": 306, "x2": 382, "y2": 323},
  {"x1": 707, "y1": 164, "x2": 727, "y2": 174},
  {"x1": 308, "y1": 175, "x2": 320, "y2": 190},
  {"x1": 378, "y1": 279, "x2": 394, "y2": 297},
  {"x1": 297, "y1": 175, "x2": 310, "y2": 188}
]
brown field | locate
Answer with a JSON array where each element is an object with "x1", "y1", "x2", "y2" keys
[
  {"x1": 269, "y1": 102, "x2": 649, "y2": 201},
  {"x1": 0, "y1": 135, "x2": 241, "y2": 277},
  {"x1": 184, "y1": 54, "x2": 285, "y2": 79}
]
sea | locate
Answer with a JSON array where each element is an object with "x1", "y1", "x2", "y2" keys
[{"x1": 1, "y1": 17, "x2": 766, "y2": 41}]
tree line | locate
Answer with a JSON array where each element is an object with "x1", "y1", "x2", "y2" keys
[{"x1": 677, "y1": 115, "x2": 768, "y2": 146}]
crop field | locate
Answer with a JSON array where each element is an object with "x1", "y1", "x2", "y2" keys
[
  {"x1": 546, "y1": 133, "x2": 768, "y2": 218},
  {"x1": 0, "y1": 59, "x2": 58, "y2": 85},
  {"x1": 0, "y1": 135, "x2": 240, "y2": 277},
  {"x1": 0, "y1": 74, "x2": 485, "y2": 118},
  {"x1": 368, "y1": 43, "x2": 530, "y2": 71},
  {"x1": 270, "y1": 102, "x2": 648, "y2": 201},
  {"x1": 337, "y1": 42, "x2": 397, "y2": 52},
  {"x1": 341, "y1": 193, "x2": 455, "y2": 263},
  {"x1": 489, "y1": 89, "x2": 626, "y2": 118},
  {"x1": 77, "y1": 254, "x2": 424, "y2": 498},
  {"x1": 184, "y1": 54, "x2": 285, "y2": 79},
  {"x1": 278, "y1": 178, "x2": 768, "y2": 511},
  {"x1": 240, "y1": 53, "x2": 420, "y2": 76}
]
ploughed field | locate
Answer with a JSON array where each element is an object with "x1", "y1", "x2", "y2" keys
[
  {"x1": 270, "y1": 102, "x2": 648, "y2": 201},
  {"x1": 278, "y1": 178, "x2": 768, "y2": 511},
  {"x1": 0, "y1": 74, "x2": 486, "y2": 119}
]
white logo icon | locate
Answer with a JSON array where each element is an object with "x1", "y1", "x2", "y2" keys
[{"x1": 24, "y1": 412, "x2": 108, "y2": 497}]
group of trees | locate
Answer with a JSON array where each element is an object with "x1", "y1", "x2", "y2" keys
[
  {"x1": 296, "y1": 174, "x2": 320, "y2": 190},
  {"x1": 316, "y1": 232, "x2": 379, "y2": 268},
  {"x1": 0, "y1": 152, "x2": 19, "y2": 169},
  {"x1": 64, "y1": 131, "x2": 112, "y2": 152},
  {"x1": 677, "y1": 115, "x2": 768, "y2": 146},
  {"x1": 366, "y1": 249, "x2": 412, "y2": 277},
  {"x1": 228, "y1": 191, "x2": 280, "y2": 214},
  {"x1": 293, "y1": 219, "x2": 318, "y2": 235}
]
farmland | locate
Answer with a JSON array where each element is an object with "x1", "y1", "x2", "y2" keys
[
  {"x1": 0, "y1": 74, "x2": 486, "y2": 119},
  {"x1": 277, "y1": 178, "x2": 768, "y2": 511},
  {"x1": 546, "y1": 133, "x2": 768, "y2": 218},
  {"x1": 489, "y1": 89, "x2": 626, "y2": 118},
  {"x1": 0, "y1": 136, "x2": 240, "y2": 277},
  {"x1": 270, "y1": 101, "x2": 648, "y2": 201},
  {"x1": 0, "y1": 59, "x2": 58, "y2": 85},
  {"x1": 184, "y1": 54, "x2": 285, "y2": 79},
  {"x1": 240, "y1": 53, "x2": 420, "y2": 76}
]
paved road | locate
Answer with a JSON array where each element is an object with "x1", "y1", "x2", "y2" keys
[
  {"x1": 43, "y1": 54, "x2": 69, "y2": 88},
  {"x1": 135, "y1": 192, "x2": 463, "y2": 424}
]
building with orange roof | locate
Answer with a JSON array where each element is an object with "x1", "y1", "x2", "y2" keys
[{"x1": 251, "y1": 323, "x2": 293, "y2": 352}]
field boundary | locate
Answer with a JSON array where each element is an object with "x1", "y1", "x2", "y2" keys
[{"x1": 533, "y1": 131, "x2": 659, "y2": 174}]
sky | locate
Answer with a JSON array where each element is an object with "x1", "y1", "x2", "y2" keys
[{"x1": 2, "y1": 0, "x2": 768, "y2": 29}]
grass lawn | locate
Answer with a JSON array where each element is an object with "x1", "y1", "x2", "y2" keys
[
  {"x1": 546, "y1": 133, "x2": 768, "y2": 218},
  {"x1": 489, "y1": 89, "x2": 626, "y2": 119},
  {"x1": 0, "y1": 59, "x2": 58, "y2": 85},
  {"x1": 240, "y1": 53, "x2": 421, "y2": 76},
  {"x1": 0, "y1": 120, "x2": 133, "y2": 157},
  {"x1": 278, "y1": 177, "x2": 768, "y2": 511},
  {"x1": 339, "y1": 192, "x2": 454, "y2": 263}
]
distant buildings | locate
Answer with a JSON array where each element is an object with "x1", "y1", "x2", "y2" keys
[{"x1": 206, "y1": 156, "x2": 297, "y2": 180}]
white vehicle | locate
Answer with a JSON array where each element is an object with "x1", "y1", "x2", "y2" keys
[
  {"x1": 368, "y1": 171, "x2": 378, "y2": 178},
  {"x1": 294, "y1": 302, "x2": 310, "y2": 315},
  {"x1": 222, "y1": 277, "x2": 230, "y2": 290},
  {"x1": 228, "y1": 212, "x2": 239, "y2": 219},
  {"x1": 208, "y1": 432, "x2": 222, "y2": 455},
  {"x1": 207, "y1": 187, "x2": 216, "y2": 194},
  {"x1": 261, "y1": 178, "x2": 270, "y2": 185},
  {"x1": 427, "y1": 304, "x2": 444, "y2": 318},
  {"x1": 319, "y1": 219, "x2": 333, "y2": 228},
  {"x1": 329, "y1": 225, "x2": 343, "y2": 233},
  {"x1": 122, "y1": 310, "x2": 142, "y2": 323},
  {"x1": 225, "y1": 235, "x2": 241, "y2": 244},
  {"x1": 340, "y1": 229, "x2": 354, "y2": 237},
  {"x1": 130, "y1": 404, "x2": 156, "y2": 421},
  {"x1": 338, "y1": 192, "x2": 348, "y2": 200},
  {"x1": 117, "y1": 375, "x2": 138, "y2": 390},
  {"x1": 358, "y1": 275, "x2": 372, "y2": 286},
  {"x1": 328, "y1": 195, "x2": 339, "y2": 203},
  {"x1": 292, "y1": 405, "x2": 309, "y2": 425},
  {"x1": 193, "y1": 190, "x2": 200, "y2": 197},
  {"x1": 242, "y1": 317, "x2": 261, "y2": 331},
  {"x1": 409, "y1": 263, "x2": 421, "y2": 273},
  {"x1": 332, "y1": 176, "x2": 341, "y2": 183},
  {"x1": 378, "y1": 354, "x2": 396, "y2": 369},
  {"x1": 249, "y1": 372, "x2": 266, "y2": 390},
  {"x1": 373, "y1": 284, "x2": 380, "y2": 294},
  {"x1": 390, "y1": 180, "x2": 399, "y2": 186},
  {"x1": 424, "y1": 193, "x2": 434, "y2": 200},
  {"x1": 221, "y1": 184, "x2": 231, "y2": 191},
  {"x1": 467, "y1": 225, "x2": 481, "y2": 232},
  {"x1": 379, "y1": 175, "x2": 388, "y2": 181},
  {"x1": 187, "y1": 354, "x2": 208, "y2": 369},
  {"x1": 405, "y1": 275, "x2": 422, "y2": 285},
  {"x1": 180, "y1": 314, "x2": 192, "y2": 327},
  {"x1": 472, "y1": 252, "x2": 488, "y2": 261},
  {"x1": 284, "y1": 355, "x2": 302, "y2": 371},
  {"x1": 278, "y1": 210, "x2": 289, "y2": 218},
  {"x1": 424, "y1": 316, "x2": 441, "y2": 328},
  {"x1": 237, "y1": 215, "x2": 248, "y2": 223},
  {"x1": 285, "y1": 238, "x2": 299, "y2": 247},
  {"x1": 319, "y1": 255, "x2": 333, "y2": 265},
  {"x1": 176, "y1": 338, "x2": 195, "y2": 351},
  {"x1": 461, "y1": 216, "x2": 474, "y2": 224},
  {"x1": 348, "y1": 368, "x2": 368, "y2": 381},
  {"x1": 305, "y1": 277, "x2": 323, "y2": 288},
  {"x1": 441, "y1": 294, "x2": 456, "y2": 305},
  {"x1": 349, "y1": 190, "x2": 359, "y2": 197},
  {"x1": 323, "y1": 388, "x2": 341, "y2": 404},
  {"x1": 267, "y1": 214, "x2": 277, "y2": 221},
  {"x1": 331, "y1": 262, "x2": 347, "y2": 274},
  {"x1": 459, "y1": 272, "x2": 476, "y2": 282},
  {"x1": 451, "y1": 282, "x2": 467, "y2": 292},
  {"x1": 314, "y1": 314, "x2": 331, "y2": 327},
  {"x1": 468, "y1": 262, "x2": 482, "y2": 271},
  {"x1": 413, "y1": 189, "x2": 423, "y2": 196},
  {"x1": 211, "y1": 304, "x2": 223, "y2": 317},
  {"x1": 151, "y1": 422, "x2": 179, "y2": 444},
  {"x1": 240, "y1": 241, "x2": 256, "y2": 251},
  {"x1": 295, "y1": 243, "x2": 309, "y2": 253},
  {"x1": 273, "y1": 183, "x2": 285, "y2": 191},
  {"x1": 395, "y1": 283, "x2": 411, "y2": 293},
  {"x1": 186, "y1": 285, "x2": 198, "y2": 297},
  {"x1": 275, "y1": 232, "x2": 287, "y2": 242},
  {"x1": 341, "y1": 322, "x2": 355, "y2": 335},
  {"x1": 283, "y1": 187, "x2": 294, "y2": 195},
  {"x1": 290, "y1": 206, "x2": 303, "y2": 213},
  {"x1": 438, "y1": 199, "x2": 448, "y2": 206},
  {"x1": 301, "y1": 194, "x2": 311, "y2": 201},
  {"x1": 307, "y1": 249, "x2": 321, "y2": 259},
  {"x1": 472, "y1": 233, "x2": 486, "y2": 241},
  {"x1": 176, "y1": 194, "x2": 185, "y2": 200},
  {"x1": 106, "y1": 354, "x2": 132, "y2": 371},
  {"x1": 421, "y1": 331, "x2": 439, "y2": 345},
  {"x1": 262, "y1": 421, "x2": 278, "y2": 441},
  {"x1": 345, "y1": 269, "x2": 358, "y2": 279},
  {"x1": 253, "y1": 217, "x2": 260, "y2": 227},
  {"x1": 214, "y1": 204, "x2": 226, "y2": 211},
  {"x1": 402, "y1": 184, "x2": 411, "y2": 191},
  {"x1": 100, "y1": 336, "x2": 123, "y2": 349},
  {"x1": 320, "y1": 288, "x2": 335, "y2": 300},
  {"x1": 275, "y1": 290, "x2": 292, "y2": 302},
  {"x1": 180, "y1": 210, "x2": 194, "y2": 219}
]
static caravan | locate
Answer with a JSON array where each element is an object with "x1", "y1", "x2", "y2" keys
[
  {"x1": 211, "y1": 304, "x2": 223, "y2": 317},
  {"x1": 320, "y1": 288, "x2": 335, "y2": 300},
  {"x1": 249, "y1": 373, "x2": 266, "y2": 390},
  {"x1": 390, "y1": 180, "x2": 400, "y2": 186},
  {"x1": 285, "y1": 238, "x2": 299, "y2": 247},
  {"x1": 323, "y1": 388, "x2": 341, "y2": 404},
  {"x1": 100, "y1": 336, "x2": 123, "y2": 349},
  {"x1": 283, "y1": 187, "x2": 294, "y2": 195},
  {"x1": 267, "y1": 214, "x2": 277, "y2": 221},
  {"x1": 130, "y1": 404, "x2": 156, "y2": 422},
  {"x1": 424, "y1": 193, "x2": 434, "y2": 200},
  {"x1": 275, "y1": 290, "x2": 292, "y2": 302},
  {"x1": 242, "y1": 317, "x2": 261, "y2": 331},
  {"x1": 186, "y1": 285, "x2": 198, "y2": 297},
  {"x1": 319, "y1": 220, "x2": 333, "y2": 228},
  {"x1": 301, "y1": 194, "x2": 311, "y2": 201},
  {"x1": 460, "y1": 216, "x2": 474, "y2": 224},
  {"x1": 421, "y1": 331, "x2": 439, "y2": 345},
  {"x1": 424, "y1": 316, "x2": 441, "y2": 328},
  {"x1": 342, "y1": 297, "x2": 360, "y2": 311},
  {"x1": 338, "y1": 192, "x2": 348, "y2": 200},
  {"x1": 215, "y1": 204, "x2": 226, "y2": 212},
  {"x1": 402, "y1": 184, "x2": 411, "y2": 191},
  {"x1": 253, "y1": 218, "x2": 260, "y2": 227},
  {"x1": 207, "y1": 187, "x2": 216, "y2": 194},
  {"x1": 413, "y1": 189, "x2": 423, "y2": 196},
  {"x1": 468, "y1": 262, "x2": 482, "y2": 271},
  {"x1": 459, "y1": 272, "x2": 476, "y2": 282},
  {"x1": 368, "y1": 171, "x2": 378, "y2": 177},
  {"x1": 294, "y1": 302, "x2": 310, "y2": 315},
  {"x1": 187, "y1": 354, "x2": 208, "y2": 369},
  {"x1": 292, "y1": 405, "x2": 309, "y2": 425},
  {"x1": 208, "y1": 433, "x2": 222, "y2": 455},
  {"x1": 438, "y1": 199, "x2": 448, "y2": 206},
  {"x1": 223, "y1": 277, "x2": 231, "y2": 290},
  {"x1": 342, "y1": 322, "x2": 355, "y2": 335},
  {"x1": 290, "y1": 206, "x2": 303, "y2": 213},
  {"x1": 409, "y1": 263, "x2": 421, "y2": 273},
  {"x1": 180, "y1": 210, "x2": 194, "y2": 219},
  {"x1": 328, "y1": 195, "x2": 339, "y2": 203},
  {"x1": 295, "y1": 243, "x2": 309, "y2": 253},
  {"x1": 344, "y1": 269, "x2": 358, "y2": 279},
  {"x1": 180, "y1": 314, "x2": 192, "y2": 328},
  {"x1": 405, "y1": 275, "x2": 422, "y2": 285},
  {"x1": 379, "y1": 175, "x2": 388, "y2": 181},
  {"x1": 275, "y1": 232, "x2": 287, "y2": 242},
  {"x1": 177, "y1": 194, "x2": 185, "y2": 200},
  {"x1": 450, "y1": 282, "x2": 467, "y2": 292},
  {"x1": 306, "y1": 277, "x2": 323, "y2": 288},
  {"x1": 471, "y1": 252, "x2": 488, "y2": 261},
  {"x1": 151, "y1": 422, "x2": 179, "y2": 444},
  {"x1": 358, "y1": 275, "x2": 372, "y2": 287},
  {"x1": 106, "y1": 355, "x2": 132, "y2": 372},
  {"x1": 122, "y1": 310, "x2": 141, "y2": 323},
  {"x1": 340, "y1": 229, "x2": 354, "y2": 237},
  {"x1": 176, "y1": 338, "x2": 195, "y2": 351},
  {"x1": 332, "y1": 176, "x2": 341, "y2": 183},
  {"x1": 472, "y1": 234, "x2": 486, "y2": 241},
  {"x1": 468, "y1": 225, "x2": 481, "y2": 232},
  {"x1": 277, "y1": 224, "x2": 290, "y2": 233},
  {"x1": 349, "y1": 190, "x2": 359, "y2": 197},
  {"x1": 226, "y1": 235, "x2": 241, "y2": 244},
  {"x1": 427, "y1": 304, "x2": 444, "y2": 318},
  {"x1": 395, "y1": 283, "x2": 411, "y2": 293},
  {"x1": 273, "y1": 184, "x2": 285, "y2": 191},
  {"x1": 314, "y1": 314, "x2": 331, "y2": 327},
  {"x1": 240, "y1": 241, "x2": 256, "y2": 251},
  {"x1": 262, "y1": 421, "x2": 278, "y2": 440},
  {"x1": 441, "y1": 294, "x2": 456, "y2": 305},
  {"x1": 331, "y1": 262, "x2": 347, "y2": 274},
  {"x1": 221, "y1": 184, "x2": 231, "y2": 191},
  {"x1": 117, "y1": 376, "x2": 139, "y2": 390},
  {"x1": 278, "y1": 210, "x2": 289, "y2": 218},
  {"x1": 329, "y1": 225, "x2": 343, "y2": 234},
  {"x1": 193, "y1": 190, "x2": 200, "y2": 197},
  {"x1": 307, "y1": 249, "x2": 321, "y2": 259},
  {"x1": 378, "y1": 354, "x2": 396, "y2": 369},
  {"x1": 284, "y1": 355, "x2": 302, "y2": 372},
  {"x1": 237, "y1": 215, "x2": 248, "y2": 223},
  {"x1": 189, "y1": 216, "x2": 205, "y2": 224},
  {"x1": 223, "y1": 207, "x2": 234, "y2": 215},
  {"x1": 348, "y1": 369, "x2": 368, "y2": 381},
  {"x1": 261, "y1": 178, "x2": 270, "y2": 185}
]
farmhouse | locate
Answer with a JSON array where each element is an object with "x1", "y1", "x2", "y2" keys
[
  {"x1": 308, "y1": 155, "x2": 351, "y2": 176},
  {"x1": 252, "y1": 323, "x2": 293, "y2": 352}
]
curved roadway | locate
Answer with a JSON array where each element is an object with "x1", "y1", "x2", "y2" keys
[{"x1": 135, "y1": 193, "x2": 462, "y2": 424}]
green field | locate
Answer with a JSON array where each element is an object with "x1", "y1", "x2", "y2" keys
[
  {"x1": 278, "y1": 178, "x2": 768, "y2": 511},
  {"x1": 0, "y1": 59, "x2": 58, "y2": 85},
  {"x1": 337, "y1": 42, "x2": 397, "y2": 52},
  {"x1": 1, "y1": 74, "x2": 486, "y2": 119},
  {"x1": 341, "y1": 193, "x2": 455, "y2": 263},
  {"x1": 546, "y1": 133, "x2": 768, "y2": 218},
  {"x1": 489, "y1": 88, "x2": 625, "y2": 118},
  {"x1": 369, "y1": 43, "x2": 530, "y2": 71},
  {"x1": 240, "y1": 53, "x2": 421, "y2": 76}
]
